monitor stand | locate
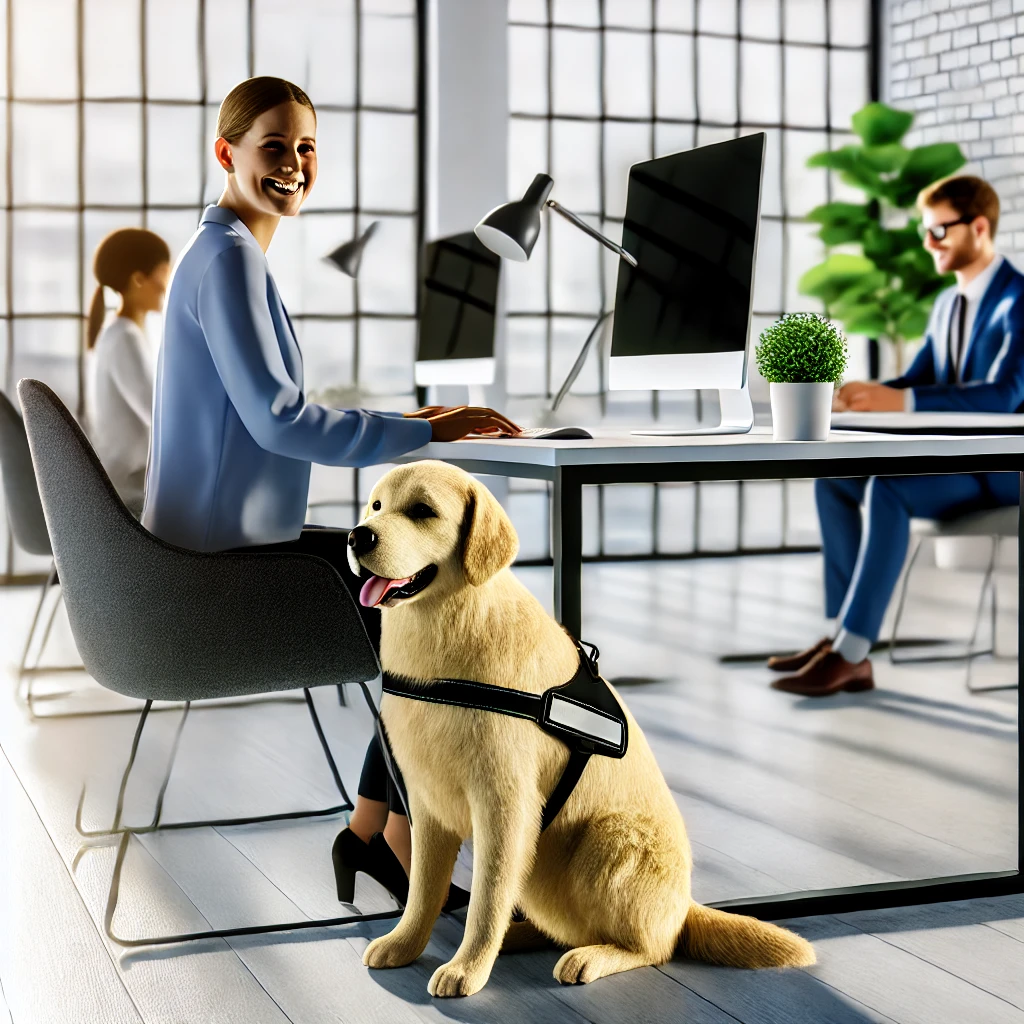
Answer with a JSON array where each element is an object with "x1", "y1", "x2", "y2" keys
[{"x1": 632, "y1": 386, "x2": 754, "y2": 436}]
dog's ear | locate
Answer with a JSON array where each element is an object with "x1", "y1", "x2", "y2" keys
[{"x1": 461, "y1": 479, "x2": 519, "y2": 586}]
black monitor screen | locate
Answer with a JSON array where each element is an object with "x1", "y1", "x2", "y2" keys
[
  {"x1": 611, "y1": 133, "x2": 764, "y2": 359},
  {"x1": 417, "y1": 232, "x2": 501, "y2": 362}
]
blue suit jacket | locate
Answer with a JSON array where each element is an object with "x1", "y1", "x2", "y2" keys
[
  {"x1": 887, "y1": 258, "x2": 1024, "y2": 412},
  {"x1": 142, "y1": 206, "x2": 431, "y2": 552}
]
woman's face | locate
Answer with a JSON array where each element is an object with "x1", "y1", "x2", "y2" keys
[
  {"x1": 129, "y1": 260, "x2": 171, "y2": 314},
  {"x1": 219, "y1": 101, "x2": 317, "y2": 218}
]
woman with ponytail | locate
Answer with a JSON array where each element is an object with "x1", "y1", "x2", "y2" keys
[
  {"x1": 86, "y1": 228, "x2": 171, "y2": 514},
  {"x1": 142, "y1": 77, "x2": 515, "y2": 912}
]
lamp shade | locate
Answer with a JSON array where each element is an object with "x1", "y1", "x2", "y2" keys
[
  {"x1": 323, "y1": 220, "x2": 380, "y2": 278},
  {"x1": 474, "y1": 173, "x2": 553, "y2": 262}
]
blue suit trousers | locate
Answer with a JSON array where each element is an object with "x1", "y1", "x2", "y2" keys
[{"x1": 814, "y1": 473, "x2": 1019, "y2": 643}]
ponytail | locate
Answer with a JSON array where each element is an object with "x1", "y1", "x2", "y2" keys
[
  {"x1": 88, "y1": 228, "x2": 171, "y2": 350},
  {"x1": 87, "y1": 285, "x2": 107, "y2": 350}
]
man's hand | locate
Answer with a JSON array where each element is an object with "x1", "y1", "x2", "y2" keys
[
  {"x1": 834, "y1": 382, "x2": 906, "y2": 412},
  {"x1": 405, "y1": 406, "x2": 521, "y2": 441}
]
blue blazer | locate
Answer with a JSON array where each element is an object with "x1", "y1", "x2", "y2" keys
[
  {"x1": 887, "y1": 258, "x2": 1024, "y2": 412},
  {"x1": 142, "y1": 206, "x2": 431, "y2": 552}
]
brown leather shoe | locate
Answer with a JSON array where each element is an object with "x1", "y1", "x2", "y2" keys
[
  {"x1": 770, "y1": 649, "x2": 874, "y2": 696},
  {"x1": 767, "y1": 637, "x2": 832, "y2": 673}
]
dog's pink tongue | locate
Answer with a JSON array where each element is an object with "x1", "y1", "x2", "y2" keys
[{"x1": 359, "y1": 574, "x2": 414, "y2": 608}]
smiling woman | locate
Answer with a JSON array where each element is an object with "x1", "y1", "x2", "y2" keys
[
  {"x1": 141, "y1": 75, "x2": 514, "y2": 918},
  {"x1": 212, "y1": 77, "x2": 319, "y2": 250}
]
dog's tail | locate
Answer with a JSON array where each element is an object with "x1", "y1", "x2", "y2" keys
[{"x1": 679, "y1": 902, "x2": 815, "y2": 969}]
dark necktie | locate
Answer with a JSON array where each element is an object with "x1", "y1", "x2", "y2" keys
[{"x1": 948, "y1": 292, "x2": 967, "y2": 382}]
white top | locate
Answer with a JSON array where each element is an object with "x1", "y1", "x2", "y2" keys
[
  {"x1": 904, "y1": 254, "x2": 1004, "y2": 411},
  {"x1": 86, "y1": 316, "x2": 155, "y2": 513}
]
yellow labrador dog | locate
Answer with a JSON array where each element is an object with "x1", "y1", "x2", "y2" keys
[{"x1": 349, "y1": 461, "x2": 814, "y2": 997}]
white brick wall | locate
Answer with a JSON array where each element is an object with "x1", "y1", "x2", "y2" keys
[{"x1": 888, "y1": 0, "x2": 1024, "y2": 257}]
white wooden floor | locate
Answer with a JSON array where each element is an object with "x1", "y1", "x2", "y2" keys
[{"x1": 0, "y1": 551, "x2": 1021, "y2": 1024}]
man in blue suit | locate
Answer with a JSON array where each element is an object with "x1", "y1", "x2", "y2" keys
[{"x1": 771, "y1": 176, "x2": 1024, "y2": 696}]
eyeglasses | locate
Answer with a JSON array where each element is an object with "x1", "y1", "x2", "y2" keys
[{"x1": 919, "y1": 215, "x2": 976, "y2": 242}]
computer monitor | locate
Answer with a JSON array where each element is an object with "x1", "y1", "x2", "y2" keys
[
  {"x1": 608, "y1": 133, "x2": 765, "y2": 400},
  {"x1": 414, "y1": 231, "x2": 500, "y2": 386}
]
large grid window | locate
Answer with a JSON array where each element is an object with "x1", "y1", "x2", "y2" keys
[
  {"x1": 0, "y1": 0, "x2": 421, "y2": 581},
  {"x1": 505, "y1": 0, "x2": 873, "y2": 561}
]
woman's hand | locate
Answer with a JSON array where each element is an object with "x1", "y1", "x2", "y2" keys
[
  {"x1": 405, "y1": 406, "x2": 521, "y2": 441},
  {"x1": 403, "y1": 406, "x2": 448, "y2": 419}
]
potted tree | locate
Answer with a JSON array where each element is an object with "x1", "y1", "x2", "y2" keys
[
  {"x1": 756, "y1": 313, "x2": 848, "y2": 441},
  {"x1": 797, "y1": 102, "x2": 966, "y2": 375}
]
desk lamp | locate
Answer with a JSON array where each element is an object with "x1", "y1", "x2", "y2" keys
[
  {"x1": 476, "y1": 173, "x2": 635, "y2": 267},
  {"x1": 323, "y1": 221, "x2": 380, "y2": 278},
  {"x1": 474, "y1": 175, "x2": 628, "y2": 414},
  {"x1": 312, "y1": 221, "x2": 381, "y2": 410}
]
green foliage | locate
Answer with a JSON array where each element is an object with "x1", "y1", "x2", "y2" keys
[
  {"x1": 755, "y1": 313, "x2": 848, "y2": 385},
  {"x1": 798, "y1": 102, "x2": 964, "y2": 360}
]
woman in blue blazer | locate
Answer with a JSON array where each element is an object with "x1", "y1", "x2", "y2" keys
[{"x1": 143, "y1": 76, "x2": 514, "y2": 904}]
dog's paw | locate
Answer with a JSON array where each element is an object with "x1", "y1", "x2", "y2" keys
[
  {"x1": 362, "y1": 932, "x2": 424, "y2": 969},
  {"x1": 427, "y1": 958, "x2": 490, "y2": 998},
  {"x1": 554, "y1": 948, "x2": 602, "y2": 985},
  {"x1": 554, "y1": 944, "x2": 650, "y2": 984}
]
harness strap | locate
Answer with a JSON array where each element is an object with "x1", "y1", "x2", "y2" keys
[
  {"x1": 540, "y1": 748, "x2": 592, "y2": 831},
  {"x1": 382, "y1": 638, "x2": 627, "y2": 832},
  {"x1": 382, "y1": 676, "x2": 544, "y2": 723}
]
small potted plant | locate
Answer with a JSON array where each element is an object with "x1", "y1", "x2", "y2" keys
[{"x1": 755, "y1": 313, "x2": 848, "y2": 441}]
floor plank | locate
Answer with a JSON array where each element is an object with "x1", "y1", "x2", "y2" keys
[
  {"x1": 657, "y1": 956, "x2": 896, "y2": 1024},
  {"x1": 0, "y1": 747, "x2": 144, "y2": 1024},
  {"x1": 783, "y1": 915, "x2": 1024, "y2": 1024},
  {"x1": 832, "y1": 898, "x2": 1024, "y2": 1010}
]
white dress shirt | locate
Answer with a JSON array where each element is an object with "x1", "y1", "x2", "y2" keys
[
  {"x1": 86, "y1": 315, "x2": 155, "y2": 514},
  {"x1": 904, "y1": 254, "x2": 1004, "y2": 411}
]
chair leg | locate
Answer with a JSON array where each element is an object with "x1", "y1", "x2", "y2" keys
[
  {"x1": 76, "y1": 689, "x2": 353, "y2": 839},
  {"x1": 80, "y1": 683, "x2": 401, "y2": 949},
  {"x1": 964, "y1": 537, "x2": 998, "y2": 658},
  {"x1": 889, "y1": 538, "x2": 923, "y2": 664},
  {"x1": 890, "y1": 535, "x2": 1005, "y2": 666},
  {"x1": 17, "y1": 563, "x2": 56, "y2": 683},
  {"x1": 966, "y1": 538, "x2": 1019, "y2": 694},
  {"x1": 102, "y1": 828, "x2": 402, "y2": 948}
]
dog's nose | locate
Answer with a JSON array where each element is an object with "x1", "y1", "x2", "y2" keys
[{"x1": 348, "y1": 526, "x2": 378, "y2": 556}]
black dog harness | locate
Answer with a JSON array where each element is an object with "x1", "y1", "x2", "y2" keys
[{"x1": 382, "y1": 638, "x2": 628, "y2": 830}]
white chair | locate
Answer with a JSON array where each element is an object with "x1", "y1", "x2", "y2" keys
[{"x1": 889, "y1": 506, "x2": 1018, "y2": 693}]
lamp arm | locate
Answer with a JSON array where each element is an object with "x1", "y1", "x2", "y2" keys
[
  {"x1": 545, "y1": 200, "x2": 638, "y2": 267},
  {"x1": 550, "y1": 309, "x2": 613, "y2": 413}
]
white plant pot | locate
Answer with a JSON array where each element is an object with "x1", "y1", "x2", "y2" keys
[{"x1": 770, "y1": 382, "x2": 834, "y2": 441}]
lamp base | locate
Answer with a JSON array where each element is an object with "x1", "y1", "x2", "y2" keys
[{"x1": 632, "y1": 386, "x2": 754, "y2": 436}]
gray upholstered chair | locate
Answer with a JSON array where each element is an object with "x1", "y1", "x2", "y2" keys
[
  {"x1": 0, "y1": 387, "x2": 75, "y2": 690},
  {"x1": 18, "y1": 378, "x2": 400, "y2": 947},
  {"x1": 890, "y1": 506, "x2": 1018, "y2": 693}
]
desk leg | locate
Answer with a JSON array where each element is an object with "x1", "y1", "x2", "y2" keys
[
  {"x1": 552, "y1": 468, "x2": 583, "y2": 639},
  {"x1": 1011, "y1": 471, "x2": 1019, "y2": 880}
]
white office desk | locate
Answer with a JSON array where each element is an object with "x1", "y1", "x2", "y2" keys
[
  {"x1": 396, "y1": 424, "x2": 1024, "y2": 922},
  {"x1": 399, "y1": 424, "x2": 1024, "y2": 637}
]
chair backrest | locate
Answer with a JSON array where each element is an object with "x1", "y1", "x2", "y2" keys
[
  {"x1": 17, "y1": 378, "x2": 379, "y2": 702},
  {"x1": 0, "y1": 388, "x2": 51, "y2": 556}
]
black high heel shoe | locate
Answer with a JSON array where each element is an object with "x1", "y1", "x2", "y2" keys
[
  {"x1": 332, "y1": 827, "x2": 409, "y2": 905},
  {"x1": 383, "y1": 831, "x2": 469, "y2": 913},
  {"x1": 331, "y1": 828, "x2": 471, "y2": 911}
]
